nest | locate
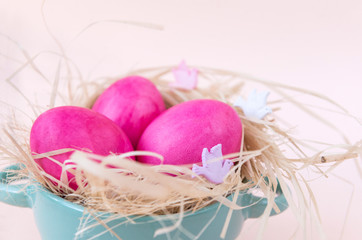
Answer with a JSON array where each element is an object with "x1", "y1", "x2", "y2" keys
[{"x1": 1, "y1": 63, "x2": 361, "y2": 239}]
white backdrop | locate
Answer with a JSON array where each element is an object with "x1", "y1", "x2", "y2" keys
[{"x1": 0, "y1": 0, "x2": 361, "y2": 239}]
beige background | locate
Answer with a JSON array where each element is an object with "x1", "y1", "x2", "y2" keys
[{"x1": 0, "y1": 0, "x2": 361, "y2": 239}]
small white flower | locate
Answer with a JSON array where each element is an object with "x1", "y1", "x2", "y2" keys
[{"x1": 234, "y1": 89, "x2": 272, "y2": 119}]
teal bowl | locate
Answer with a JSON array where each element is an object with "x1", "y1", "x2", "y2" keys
[{"x1": 0, "y1": 165, "x2": 288, "y2": 240}]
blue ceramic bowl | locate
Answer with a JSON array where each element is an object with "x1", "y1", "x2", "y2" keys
[{"x1": 0, "y1": 165, "x2": 288, "y2": 240}]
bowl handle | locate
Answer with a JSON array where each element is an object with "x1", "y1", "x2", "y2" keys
[
  {"x1": 244, "y1": 180, "x2": 288, "y2": 219},
  {"x1": 0, "y1": 164, "x2": 32, "y2": 208}
]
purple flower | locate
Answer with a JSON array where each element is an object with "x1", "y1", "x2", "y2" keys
[{"x1": 192, "y1": 144, "x2": 233, "y2": 184}]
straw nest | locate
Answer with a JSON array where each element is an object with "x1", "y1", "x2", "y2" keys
[{"x1": 1, "y1": 61, "x2": 361, "y2": 238}]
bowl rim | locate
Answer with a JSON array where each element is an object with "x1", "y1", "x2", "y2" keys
[{"x1": 29, "y1": 182, "x2": 242, "y2": 223}]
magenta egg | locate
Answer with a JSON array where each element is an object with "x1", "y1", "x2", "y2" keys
[
  {"x1": 137, "y1": 99, "x2": 242, "y2": 165},
  {"x1": 30, "y1": 106, "x2": 134, "y2": 190},
  {"x1": 92, "y1": 76, "x2": 166, "y2": 148}
]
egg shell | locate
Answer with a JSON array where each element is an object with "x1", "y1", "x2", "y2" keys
[
  {"x1": 137, "y1": 99, "x2": 242, "y2": 165},
  {"x1": 92, "y1": 76, "x2": 166, "y2": 148},
  {"x1": 30, "y1": 106, "x2": 134, "y2": 190}
]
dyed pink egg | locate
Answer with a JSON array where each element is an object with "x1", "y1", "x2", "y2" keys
[
  {"x1": 92, "y1": 76, "x2": 166, "y2": 148},
  {"x1": 30, "y1": 106, "x2": 134, "y2": 190},
  {"x1": 137, "y1": 99, "x2": 242, "y2": 165}
]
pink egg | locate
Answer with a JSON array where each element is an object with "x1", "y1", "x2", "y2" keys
[
  {"x1": 92, "y1": 76, "x2": 166, "y2": 148},
  {"x1": 137, "y1": 99, "x2": 242, "y2": 165},
  {"x1": 30, "y1": 106, "x2": 134, "y2": 190}
]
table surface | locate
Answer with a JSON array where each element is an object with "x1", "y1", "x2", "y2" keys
[{"x1": 0, "y1": 0, "x2": 361, "y2": 239}]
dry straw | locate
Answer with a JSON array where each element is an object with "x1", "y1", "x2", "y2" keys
[{"x1": 0, "y1": 35, "x2": 361, "y2": 240}]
